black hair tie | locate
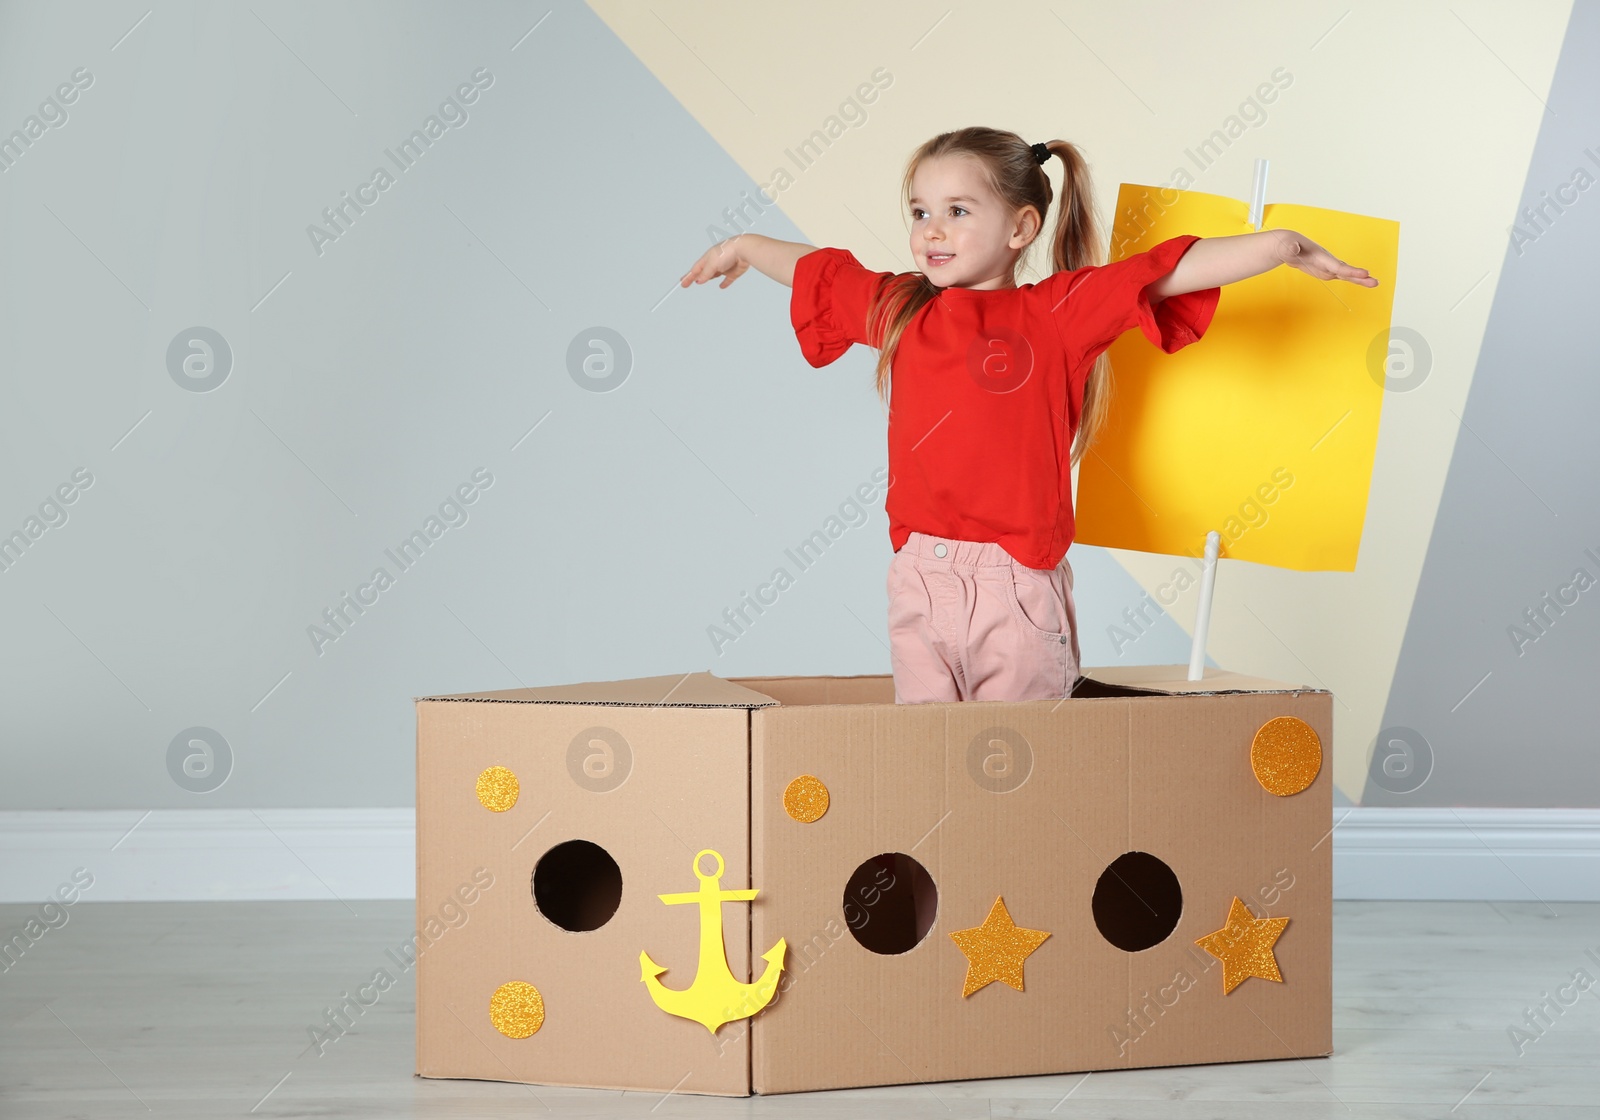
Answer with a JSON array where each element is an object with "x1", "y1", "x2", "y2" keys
[{"x1": 1031, "y1": 142, "x2": 1051, "y2": 165}]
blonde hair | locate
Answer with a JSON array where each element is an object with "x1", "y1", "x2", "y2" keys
[{"x1": 866, "y1": 127, "x2": 1113, "y2": 468}]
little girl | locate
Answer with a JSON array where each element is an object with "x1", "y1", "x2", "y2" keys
[{"x1": 681, "y1": 126, "x2": 1376, "y2": 705}]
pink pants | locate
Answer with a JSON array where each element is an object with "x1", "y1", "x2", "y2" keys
[{"x1": 886, "y1": 532, "x2": 1082, "y2": 704}]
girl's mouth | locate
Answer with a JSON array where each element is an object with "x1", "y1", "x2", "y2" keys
[{"x1": 926, "y1": 253, "x2": 954, "y2": 267}]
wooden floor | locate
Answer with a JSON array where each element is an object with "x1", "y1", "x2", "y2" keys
[{"x1": 1, "y1": 900, "x2": 1597, "y2": 1118}]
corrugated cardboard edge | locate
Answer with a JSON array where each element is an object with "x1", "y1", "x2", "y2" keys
[
  {"x1": 744, "y1": 705, "x2": 755, "y2": 1094},
  {"x1": 1080, "y1": 664, "x2": 1330, "y2": 696},
  {"x1": 414, "y1": 666, "x2": 1326, "y2": 709},
  {"x1": 414, "y1": 669, "x2": 780, "y2": 709}
]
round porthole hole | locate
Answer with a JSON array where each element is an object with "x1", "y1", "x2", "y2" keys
[
  {"x1": 532, "y1": 839, "x2": 622, "y2": 932},
  {"x1": 842, "y1": 852, "x2": 938, "y2": 955},
  {"x1": 1092, "y1": 851, "x2": 1182, "y2": 952}
]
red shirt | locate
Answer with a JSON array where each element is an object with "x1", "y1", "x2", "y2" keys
[{"x1": 790, "y1": 235, "x2": 1221, "y2": 569}]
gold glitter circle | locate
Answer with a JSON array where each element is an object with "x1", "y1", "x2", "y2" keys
[
  {"x1": 783, "y1": 774, "x2": 829, "y2": 823},
  {"x1": 1251, "y1": 717, "x2": 1321, "y2": 796},
  {"x1": 489, "y1": 980, "x2": 544, "y2": 1038},
  {"x1": 475, "y1": 765, "x2": 520, "y2": 812}
]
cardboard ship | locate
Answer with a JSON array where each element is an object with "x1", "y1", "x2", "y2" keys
[{"x1": 414, "y1": 665, "x2": 1331, "y2": 1096}]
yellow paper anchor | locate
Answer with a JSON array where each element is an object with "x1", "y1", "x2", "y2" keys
[{"x1": 639, "y1": 848, "x2": 787, "y2": 1034}]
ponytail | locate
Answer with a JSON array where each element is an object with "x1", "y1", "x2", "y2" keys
[{"x1": 1037, "y1": 140, "x2": 1114, "y2": 468}]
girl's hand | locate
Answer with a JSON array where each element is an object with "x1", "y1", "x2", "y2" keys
[
  {"x1": 1277, "y1": 231, "x2": 1379, "y2": 287},
  {"x1": 680, "y1": 237, "x2": 749, "y2": 289}
]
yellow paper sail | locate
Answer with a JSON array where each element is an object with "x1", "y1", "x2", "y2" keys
[{"x1": 1074, "y1": 184, "x2": 1399, "y2": 571}]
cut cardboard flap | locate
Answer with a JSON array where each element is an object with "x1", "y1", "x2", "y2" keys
[
  {"x1": 727, "y1": 674, "x2": 895, "y2": 707},
  {"x1": 1079, "y1": 665, "x2": 1325, "y2": 697},
  {"x1": 416, "y1": 667, "x2": 1321, "y2": 709},
  {"x1": 415, "y1": 670, "x2": 780, "y2": 709}
]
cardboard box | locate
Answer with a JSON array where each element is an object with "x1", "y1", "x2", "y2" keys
[{"x1": 414, "y1": 666, "x2": 1332, "y2": 1096}]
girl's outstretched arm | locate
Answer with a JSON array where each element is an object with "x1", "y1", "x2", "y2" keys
[
  {"x1": 1146, "y1": 230, "x2": 1377, "y2": 301},
  {"x1": 680, "y1": 233, "x2": 815, "y2": 290}
]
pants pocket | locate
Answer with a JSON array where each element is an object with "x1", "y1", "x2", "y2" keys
[{"x1": 1003, "y1": 561, "x2": 1071, "y2": 641}]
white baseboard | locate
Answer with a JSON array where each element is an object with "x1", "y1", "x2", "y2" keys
[
  {"x1": 2, "y1": 807, "x2": 1598, "y2": 903},
  {"x1": 1331, "y1": 807, "x2": 1600, "y2": 901},
  {"x1": 0, "y1": 809, "x2": 414, "y2": 903}
]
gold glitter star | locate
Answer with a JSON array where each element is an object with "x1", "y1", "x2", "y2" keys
[
  {"x1": 949, "y1": 896, "x2": 1051, "y2": 997},
  {"x1": 1194, "y1": 896, "x2": 1290, "y2": 994}
]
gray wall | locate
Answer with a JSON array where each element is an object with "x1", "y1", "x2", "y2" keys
[
  {"x1": 0, "y1": 1, "x2": 1214, "y2": 810},
  {"x1": 1364, "y1": 0, "x2": 1600, "y2": 807},
  {"x1": 5, "y1": 1, "x2": 1587, "y2": 812}
]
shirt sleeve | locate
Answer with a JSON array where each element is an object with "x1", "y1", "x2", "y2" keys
[
  {"x1": 790, "y1": 247, "x2": 896, "y2": 367},
  {"x1": 1041, "y1": 234, "x2": 1221, "y2": 371}
]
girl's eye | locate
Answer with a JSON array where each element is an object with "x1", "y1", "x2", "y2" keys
[{"x1": 951, "y1": 207, "x2": 967, "y2": 217}]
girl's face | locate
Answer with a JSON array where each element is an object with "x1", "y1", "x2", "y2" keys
[{"x1": 908, "y1": 154, "x2": 1040, "y2": 290}]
